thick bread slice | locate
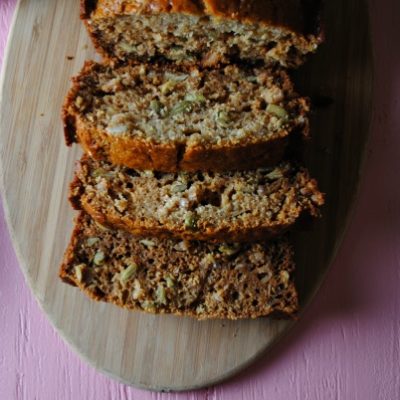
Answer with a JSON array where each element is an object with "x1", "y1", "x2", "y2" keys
[
  {"x1": 63, "y1": 62, "x2": 310, "y2": 172},
  {"x1": 80, "y1": 0, "x2": 323, "y2": 68},
  {"x1": 70, "y1": 156, "x2": 324, "y2": 243},
  {"x1": 60, "y1": 213, "x2": 299, "y2": 320}
]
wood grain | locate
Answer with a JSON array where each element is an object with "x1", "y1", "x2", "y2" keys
[{"x1": 0, "y1": 0, "x2": 372, "y2": 392}]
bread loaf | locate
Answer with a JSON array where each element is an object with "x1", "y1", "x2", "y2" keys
[
  {"x1": 63, "y1": 62, "x2": 310, "y2": 172},
  {"x1": 70, "y1": 156, "x2": 324, "y2": 242},
  {"x1": 60, "y1": 212, "x2": 299, "y2": 319},
  {"x1": 80, "y1": 0, "x2": 322, "y2": 68}
]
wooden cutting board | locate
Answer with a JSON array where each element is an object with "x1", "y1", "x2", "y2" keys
[{"x1": 0, "y1": 0, "x2": 373, "y2": 392}]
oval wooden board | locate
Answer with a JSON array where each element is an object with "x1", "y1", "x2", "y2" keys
[{"x1": 0, "y1": 0, "x2": 373, "y2": 392}]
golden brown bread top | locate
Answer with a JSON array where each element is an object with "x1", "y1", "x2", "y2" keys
[{"x1": 81, "y1": 0, "x2": 321, "y2": 34}]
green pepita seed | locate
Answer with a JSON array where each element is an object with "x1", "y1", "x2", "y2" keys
[
  {"x1": 185, "y1": 92, "x2": 206, "y2": 103},
  {"x1": 170, "y1": 100, "x2": 193, "y2": 116},
  {"x1": 150, "y1": 99, "x2": 162, "y2": 113},
  {"x1": 171, "y1": 183, "x2": 187, "y2": 193},
  {"x1": 216, "y1": 110, "x2": 231, "y2": 127},
  {"x1": 265, "y1": 169, "x2": 283, "y2": 180},
  {"x1": 156, "y1": 285, "x2": 167, "y2": 305},
  {"x1": 139, "y1": 239, "x2": 156, "y2": 248},
  {"x1": 93, "y1": 251, "x2": 105, "y2": 265},
  {"x1": 165, "y1": 276, "x2": 175, "y2": 288},
  {"x1": 160, "y1": 80, "x2": 176, "y2": 95},
  {"x1": 142, "y1": 300, "x2": 156, "y2": 311},
  {"x1": 164, "y1": 72, "x2": 188, "y2": 82},
  {"x1": 120, "y1": 263, "x2": 138, "y2": 282},
  {"x1": 87, "y1": 237, "x2": 100, "y2": 246},
  {"x1": 92, "y1": 168, "x2": 106, "y2": 178},
  {"x1": 184, "y1": 213, "x2": 198, "y2": 230},
  {"x1": 218, "y1": 244, "x2": 241, "y2": 256},
  {"x1": 74, "y1": 264, "x2": 86, "y2": 283},
  {"x1": 247, "y1": 76, "x2": 258, "y2": 83},
  {"x1": 119, "y1": 42, "x2": 136, "y2": 52},
  {"x1": 266, "y1": 104, "x2": 288, "y2": 119}
]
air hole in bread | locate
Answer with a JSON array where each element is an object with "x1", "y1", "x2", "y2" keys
[
  {"x1": 198, "y1": 188, "x2": 222, "y2": 207},
  {"x1": 125, "y1": 169, "x2": 139, "y2": 177}
]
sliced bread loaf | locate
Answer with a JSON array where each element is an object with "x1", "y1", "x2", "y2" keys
[
  {"x1": 70, "y1": 156, "x2": 324, "y2": 243},
  {"x1": 63, "y1": 62, "x2": 310, "y2": 172},
  {"x1": 80, "y1": 0, "x2": 322, "y2": 68},
  {"x1": 60, "y1": 213, "x2": 299, "y2": 320}
]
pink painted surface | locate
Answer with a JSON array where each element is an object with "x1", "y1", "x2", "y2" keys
[{"x1": 1, "y1": 0, "x2": 399, "y2": 398}]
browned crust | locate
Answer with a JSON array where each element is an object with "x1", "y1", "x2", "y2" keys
[
  {"x1": 70, "y1": 122, "x2": 290, "y2": 172},
  {"x1": 59, "y1": 213, "x2": 86, "y2": 286},
  {"x1": 68, "y1": 156, "x2": 325, "y2": 243},
  {"x1": 74, "y1": 119, "x2": 182, "y2": 171},
  {"x1": 59, "y1": 212, "x2": 299, "y2": 320},
  {"x1": 62, "y1": 61, "x2": 97, "y2": 146},
  {"x1": 179, "y1": 137, "x2": 288, "y2": 172},
  {"x1": 81, "y1": 0, "x2": 322, "y2": 34}
]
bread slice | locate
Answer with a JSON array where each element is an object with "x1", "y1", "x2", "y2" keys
[
  {"x1": 80, "y1": 0, "x2": 323, "y2": 68},
  {"x1": 63, "y1": 62, "x2": 310, "y2": 172},
  {"x1": 60, "y1": 212, "x2": 299, "y2": 320},
  {"x1": 70, "y1": 156, "x2": 324, "y2": 243}
]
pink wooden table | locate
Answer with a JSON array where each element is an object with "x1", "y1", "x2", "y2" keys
[{"x1": 1, "y1": 1, "x2": 399, "y2": 398}]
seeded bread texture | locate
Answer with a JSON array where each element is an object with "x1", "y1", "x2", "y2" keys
[
  {"x1": 70, "y1": 156, "x2": 324, "y2": 243},
  {"x1": 80, "y1": 0, "x2": 322, "y2": 68},
  {"x1": 60, "y1": 213, "x2": 299, "y2": 320},
  {"x1": 63, "y1": 61, "x2": 310, "y2": 172}
]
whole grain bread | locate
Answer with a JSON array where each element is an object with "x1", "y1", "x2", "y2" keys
[
  {"x1": 80, "y1": 0, "x2": 322, "y2": 68},
  {"x1": 63, "y1": 62, "x2": 310, "y2": 172},
  {"x1": 70, "y1": 156, "x2": 324, "y2": 243},
  {"x1": 60, "y1": 212, "x2": 299, "y2": 320}
]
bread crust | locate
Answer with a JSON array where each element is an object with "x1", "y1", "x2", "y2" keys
[
  {"x1": 66, "y1": 119, "x2": 289, "y2": 172},
  {"x1": 81, "y1": 0, "x2": 321, "y2": 34}
]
